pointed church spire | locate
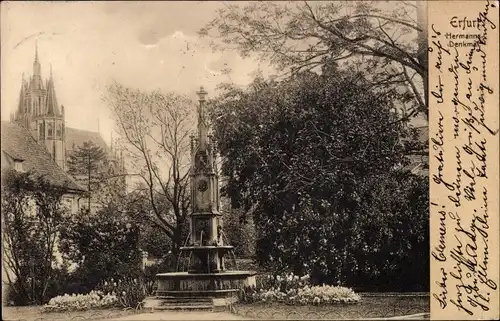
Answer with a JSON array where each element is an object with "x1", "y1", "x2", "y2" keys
[
  {"x1": 33, "y1": 42, "x2": 41, "y2": 77},
  {"x1": 30, "y1": 42, "x2": 43, "y2": 92},
  {"x1": 46, "y1": 66, "x2": 61, "y2": 116},
  {"x1": 16, "y1": 76, "x2": 26, "y2": 117}
]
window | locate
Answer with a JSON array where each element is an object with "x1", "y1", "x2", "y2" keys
[
  {"x1": 56, "y1": 124, "x2": 62, "y2": 138},
  {"x1": 48, "y1": 123, "x2": 53, "y2": 138},
  {"x1": 38, "y1": 97, "x2": 42, "y2": 115},
  {"x1": 39, "y1": 123, "x2": 44, "y2": 139},
  {"x1": 14, "y1": 160, "x2": 24, "y2": 172}
]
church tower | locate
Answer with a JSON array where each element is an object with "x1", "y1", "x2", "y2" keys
[{"x1": 13, "y1": 45, "x2": 67, "y2": 170}]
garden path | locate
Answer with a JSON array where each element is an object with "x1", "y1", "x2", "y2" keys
[
  {"x1": 109, "y1": 311, "x2": 252, "y2": 320},
  {"x1": 109, "y1": 311, "x2": 430, "y2": 320}
]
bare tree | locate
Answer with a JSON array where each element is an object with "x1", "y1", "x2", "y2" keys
[
  {"x1": 201, "y1": 0, "x2": 428, "y2": 121},
  {"x1": 103, "y1": 82, "x2": 195, "y2": 260}
]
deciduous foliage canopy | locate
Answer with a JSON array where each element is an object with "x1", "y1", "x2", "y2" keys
[
  {"x1": 209, "y1": 66, "x2": 428, "y2": 291},
  {"x1": 201, "y1": 0, "x2": 427, "y2": 120}
]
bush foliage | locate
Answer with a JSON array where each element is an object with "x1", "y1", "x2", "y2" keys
[{"x1": 59, "y1": 204, "x2": 143, "y2": 290}]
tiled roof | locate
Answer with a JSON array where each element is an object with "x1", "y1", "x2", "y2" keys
[
  {"x1": 1, "y1": 121, "x2": 85, "y2": 192},
  {"x1": 65, "y1": 127, "x2": 110, "y2": 154}
]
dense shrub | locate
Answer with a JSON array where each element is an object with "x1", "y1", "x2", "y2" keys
[
  {"x1": 235, "y1": 259, "x2": 260, "y2": 272},
  {"x1": 59, "y1": 205, "x2": 143, "y2": 290},
  {"x1": 223, "y1": 207, "x2": 257, "y2": 258},
  {"x1": 42, "y1": 291, "x2": 118, "y2": 312}
]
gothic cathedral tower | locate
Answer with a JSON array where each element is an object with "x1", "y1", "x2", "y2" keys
[{"x1": 12, "y1": 45, "x2": 66, "y2": 170}]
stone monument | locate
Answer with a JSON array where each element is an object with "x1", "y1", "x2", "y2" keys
[{"x1": 148, "y1": 86, "x2": 256, "y2": 310}]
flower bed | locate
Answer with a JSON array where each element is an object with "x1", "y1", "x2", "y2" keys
[
  {"x1": 95, "y1": 277, "x2": 147, "y2": 309},
  {"x1": 42, "y1": 291, "x2": 118, "y2": 312},
  {"x1": 240, "y1": 273, "x2": 360, "y2": 305},
  {"x1": 42, "y1": 277, "x2": 148, "y2": 312}
]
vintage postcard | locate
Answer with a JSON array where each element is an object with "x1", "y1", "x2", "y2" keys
[{"x1": 0, "y1": 1, "x2": 498, "y2": 321}]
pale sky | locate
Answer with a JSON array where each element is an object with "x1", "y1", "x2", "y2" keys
[
  {"x1": 1, "y1": 1, "x2": 427, "y2": 147},
  {"x1": 1, "y1": 1, "x2": 267, "y2": 145}
]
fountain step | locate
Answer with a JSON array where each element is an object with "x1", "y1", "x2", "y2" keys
[
  {"x1": 143, "y1": 296, "x2": 238, "y2": 310},
  {"x1": 150, "y1": 305, "x2": 214, "y2": 311},
  {"x1": 154, "y1": 298, "x2": 214, "y2": 305},
  {"x1": 144, "y1": 298, "x2": 212, "y2": 309},
  {"x1": 155, "y1": 296, "x2": 213, "y2": 300}
]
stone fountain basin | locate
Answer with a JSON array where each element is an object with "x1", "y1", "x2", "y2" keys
[{"x1": 156, "y1": 271, "x2": 257, "y2": 298}]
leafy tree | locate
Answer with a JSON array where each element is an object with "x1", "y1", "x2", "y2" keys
[
  {"x1": 139, "y1": 224, "x2": 173, "y2": 259},
  {"x1": 222, "y1": 206, "x2": 256, "y2": 259},
  {"x1": 59, "y1": 202, "x2": 142, "y2": 289},
  {"x1": 209, "y1": 66, "x2": 428, "y2": 291},
  {"x1": 103, "y1": 83, "x2": 194, "y2": 265},
  {"x1": 201, "y1": 0, "x2": 428, "y2": 120},
  {"x1": 67, "y1": 141, "x2": 107, "y2": 210},
  {"x1": 1, "y1": 169, "x2": 70, "y2": 305},
  {"x1": 125, "y1": 189, "x2": 174, "y2": 260}
]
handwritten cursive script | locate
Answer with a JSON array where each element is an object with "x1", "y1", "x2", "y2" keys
[{"x1": 429, "y1": 0, "x2": 499, "y2": 318}]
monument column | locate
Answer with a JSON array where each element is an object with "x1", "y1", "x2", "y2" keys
[{"x1": 151, "y1": 86, "x2": 256, "y2": 306}]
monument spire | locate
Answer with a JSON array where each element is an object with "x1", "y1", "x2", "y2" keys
[
  {"x1": 196, "y1": 86, "x2": 208, "y2": 151},
  {"x1": 35, "y1": 41, "x2": 39, "y2": 62}
]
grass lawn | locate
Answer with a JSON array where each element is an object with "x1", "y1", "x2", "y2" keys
[
  {"x1": 2, "y1": 306, "x2": 138, "y2": 321},
  {"x1": 231, "y1": 295, "x2": 430, "y2": 319}
]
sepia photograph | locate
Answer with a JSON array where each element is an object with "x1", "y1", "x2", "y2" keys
[{"x1": 0, "y1": 1, "x2": 497, "y2": 320}]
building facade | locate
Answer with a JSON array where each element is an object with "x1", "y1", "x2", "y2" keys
[
  {"x1": 11, "y1": 46, "x2": 66, "y2": 170},
  {"x1": 9, "y1": 46, "x2": 126, "y2": 211}
]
